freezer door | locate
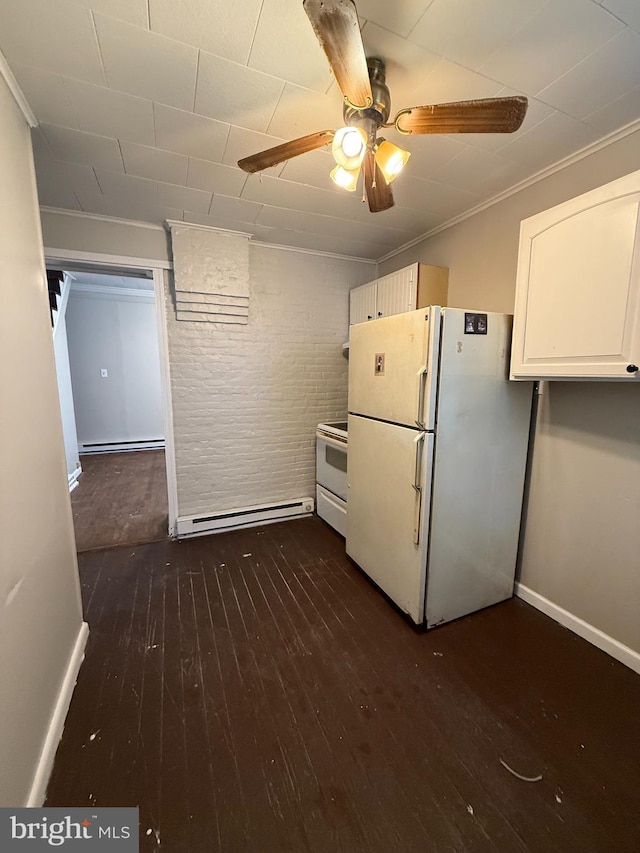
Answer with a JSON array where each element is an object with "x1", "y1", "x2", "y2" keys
[
  {"x1": 348, "y1": 307, "x2": 440, "y2": 430},
  {"x1": 346, "y1": 414, "x2": 434, "y2": 624},
  {"x1": 425, "y1": 308, "x2": 533, "y2": 627}
]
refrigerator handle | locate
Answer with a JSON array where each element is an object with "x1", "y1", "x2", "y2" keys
[
  {"x1": 415, "y1": 366, "x2": 428, "y2": 428},
  {"x1": 412, "y1": 432, "x2": 424, "y2": 545}
]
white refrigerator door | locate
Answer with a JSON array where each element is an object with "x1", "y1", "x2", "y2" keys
[
  {"x1": 425, "y1": 308, "x2": 533, "y2": 627},
  {"x1": 346, "y1": 414, "x2": 434, "y2": 624},
  {"x1": 348, "y1": 307, "x2": 441, "y2": 430}
]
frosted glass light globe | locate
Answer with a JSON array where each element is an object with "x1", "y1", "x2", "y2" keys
[
  {"x1": 341, "y1": 128, "x2": 365, "y2": 158},
  {"x1": 332, "y1": 126, "x2": 367, "y2": 170}
]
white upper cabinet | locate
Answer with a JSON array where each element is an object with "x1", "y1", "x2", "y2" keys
[
  {"x1": 349, "y1": 281, "x2": 377, "y2": 325},
  {"x1": 349, "y1": 263, "x2": 448, "y2": 325},
  {"x1": 375, "y1": 268, "x2": 418, "y2": 319},
  {"x1": 511, "y1": 170, "x2": 640, "y2": 381}
]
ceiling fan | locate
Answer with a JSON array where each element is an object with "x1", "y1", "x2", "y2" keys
[{"x1": 238, "y1": 0, "x2": 528, "y2": 213}]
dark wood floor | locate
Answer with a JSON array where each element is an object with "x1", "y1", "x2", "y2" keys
[
  {"x1": 71, "y1": 450, "x2": 168, "y2": 552},
  {"x1": 46, "y1": 517, "x2": 640, "y2": 852}
]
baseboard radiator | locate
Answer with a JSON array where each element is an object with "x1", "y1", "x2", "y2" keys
[
  {"x1": 176, "y1": 497, "x2": 315, "y2": 538},
  {"x1": 79, "y1": 439, "x2": 165, "y2": 454}
]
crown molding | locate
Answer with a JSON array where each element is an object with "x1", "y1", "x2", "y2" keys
[
  {"x1": 0, "y1": 49, "x2": 37, "y2": 127},
  {"x1": 166, "y1": 219, "x2": 254, "y2": 239},
  {"x1": 41, "y1": 206, "x2": 166, "y2": 231},
  {"x1": 170, "y1": 218, "x2": 376, "y2": 263},
  {"x1": 378, "y1": 116, "x2": 640, "y2": 264},
  {"x1": 250, "y1": 239, "x2": 377, "y2": 265}
]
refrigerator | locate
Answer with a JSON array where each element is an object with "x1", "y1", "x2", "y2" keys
[{"x1": 346, "y1": 306, "x2": 533, "y2": 627}]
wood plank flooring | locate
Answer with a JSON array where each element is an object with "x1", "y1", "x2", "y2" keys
[
  {"x1": 71, "y1": 450, "x2": 168, "y2": 552},
  {"x1": 46, "y1": 517, "x2": 640, "y2": 852}
]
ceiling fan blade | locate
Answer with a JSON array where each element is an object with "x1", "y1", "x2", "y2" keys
[
  {"x1": 394, "y1": 96, "x2": 528, "y2": 135},
  {"x1": 362, "y1": 149, "x2": 394, "y2": 213},
  {"x1": 238, "y1": 130, "x2": 335, "y2": 173},
  {"x1": 303, "y1": 0, "x2": 373, "y2": 110}
]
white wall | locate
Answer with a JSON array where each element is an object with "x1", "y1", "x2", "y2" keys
[
  {"x1": 52, "y1": 279, "x2": 81, "y2": 482},
  {"x1": 66, "y1": 287, "x2": 164, "y2": 447},
  {"x1": 166, "y1": 244, "x2": 374, "y2": 517},
  {"x1": 380, "y1": 127, "x2": 640, "y2": 658},
  {"x1": 41, "y1": 208, "x2": 170, "y2": 265},
  {"x1": 0, "y1": 75, "x2": 85, "y2": 805}
]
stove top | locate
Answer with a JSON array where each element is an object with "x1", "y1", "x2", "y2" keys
[{"x1": 316, "y1": 420, "x2": 348, "y2": 441}]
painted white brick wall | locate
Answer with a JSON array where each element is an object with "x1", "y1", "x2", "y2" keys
[
  {"x1": 166, "y1": 243, "x2": 374, "y2": 517},
  {"x1": 172, "y1": 224, "x2": 249, "y2": 297}
]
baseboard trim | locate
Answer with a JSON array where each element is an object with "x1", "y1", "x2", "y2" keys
[
  {"x1": 176, "y1": 497, "x2": 315, "y2": 538},
  {"x1": 515, "y1": 582, "x2": 640, "y2": 675},
  {"x1": 26, "y1": 621, "x2": 89, "y2": 806}
]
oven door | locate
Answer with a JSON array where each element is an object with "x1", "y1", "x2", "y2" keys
[{"x1": 315, "y1": 433, "x2": 348, "y2": 502}]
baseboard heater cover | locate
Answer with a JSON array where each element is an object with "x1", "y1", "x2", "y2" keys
[
  {"x1": 176, "y1": 497, "x2": 315, "y2": 537},
  {"x1": 79, "y1": 439, "x2": 165, "y2": 454}
]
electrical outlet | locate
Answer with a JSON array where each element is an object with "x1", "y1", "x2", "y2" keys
[{"x1": 100, "y1": 368, "x2": 108, "y2": 378}]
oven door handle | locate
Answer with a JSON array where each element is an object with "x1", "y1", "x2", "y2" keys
[{"x1": 316, "y1": 433, "x2": 348, "y2": 451}]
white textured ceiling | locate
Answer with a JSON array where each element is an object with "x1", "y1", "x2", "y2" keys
[{"x1": 2, "y1": 0, "x2": 640, "y2": 261}]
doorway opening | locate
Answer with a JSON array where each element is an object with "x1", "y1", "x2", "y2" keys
[{"x1": 48, "y1": 256, "x2": 177, "y2": 552}]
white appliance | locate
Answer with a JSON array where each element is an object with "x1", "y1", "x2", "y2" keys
[
  {"x1": 316, "y1": 421, "x2": 348, "y2": 536},
  {"x1": 346, "y1": 307, "x2": 533, "y2": 626}
]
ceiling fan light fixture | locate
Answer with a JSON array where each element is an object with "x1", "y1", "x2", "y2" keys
[
  {"x1": 330, "y1": 164, "x2": 361, "y2": 192},
  {"x1": 374, "y1": 139, "x2": 411, "y2": 184},
  {"x1": 240, "y1": 3, "x2": 530, "y2": 212},
  {"x1": 332, "y1": 126, "x2": 367, "y2": 170}
]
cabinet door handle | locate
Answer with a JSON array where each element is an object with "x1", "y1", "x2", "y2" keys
[
  {"x1": 377, "y1": 311, "x2": 383, "y2": 317},
  {"x1": 367, "y1": 314, "x2": 372, "y2": 320},
  {"x1": 626, "y1": 364, "x2": 639, "y2": 373}
]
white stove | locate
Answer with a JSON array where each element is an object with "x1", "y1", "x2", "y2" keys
[
  {"x1": 316, "y1": 420, "x2": 347, "y2": 441},
  {"x1": 315, "y1": 420, "x2": 348, "y2": 536}
]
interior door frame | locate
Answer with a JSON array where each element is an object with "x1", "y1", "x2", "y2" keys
[{"x1": 43, "y1": 247, "x2": 179, "y2": 536}]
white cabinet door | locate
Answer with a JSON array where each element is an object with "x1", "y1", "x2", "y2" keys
[
  {"x1": 349, "y1": 263, "x2": 448, "y2": 326},
  {"x1": 511, "y1": 170, "x2": 640, "y2": 380},
  {"x1": 375, "y1": 264, "x2": 417, "y2": 319},
  {"x1": 349, "y1": 281, "x2": 377, "y2": 325}
]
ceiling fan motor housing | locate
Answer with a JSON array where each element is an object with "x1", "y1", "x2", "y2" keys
[{"x1": 343, "y1": 57, "x2": 390, "y2": 143}]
